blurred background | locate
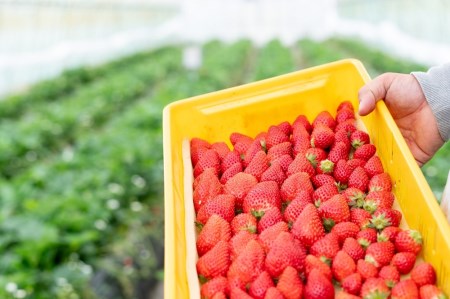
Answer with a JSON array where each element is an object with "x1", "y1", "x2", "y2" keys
[{"x1": 0, "y1": 0, "x2": 449, "y2": 298}]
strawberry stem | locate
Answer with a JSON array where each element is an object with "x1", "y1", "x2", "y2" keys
[
  {"x1": 251, "y1": 210, "x2": 265, "y2": 220},
  {"x1": 323, "y1": 218, "x2": 335, "y2": 232},
  {"x1": 195, "y1": 221, "x2": 204, "y2": 231}
]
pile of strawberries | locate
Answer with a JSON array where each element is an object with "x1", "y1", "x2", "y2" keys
[{"x1": 190, "y1": 101, "x2": 447, "y2": 299}]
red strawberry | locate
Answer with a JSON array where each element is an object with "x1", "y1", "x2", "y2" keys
[
  {"x1": 332, "y1": 250, "x2": 356, "y2": 282},
  {"x1": 311, "y1": 125, "x2": 335, "y2": 149},
  {"x1": 365, "y1": 241, "x2": 395, "y2": 268},
  {"x1": 305, "y1": 254, "x2": 333, "y2": 281},
  {"x1": 273, "y1": 154, "x2": 294, "y2": 172},
  {"x1": 224, "y1": 172, "x2": 257, "y2": 211},
  {"x1": 357, "y1": 259, "x2": 379, "y2": 281},
  {"x1": 313, "y1": 111, "x2": 336, "y2": 130},
  {"x1": 304, "y1": 269, "x2": 335, "y2": 299},
  {"x1": 335, "y1": 291, "x2": 361, "y2": 299},
  {"x1": 318, "y1": 194, "x2": 351, "y2": 229},
  {"x1": 391, "y1": 279, "x2": 419, "y2": 299},
  {"x1": 281, "y1": 172, "x2": 314, "y2": 202},
  {"x1": 242, "y1": 140, "x2": 264, "y2": 167},
  {"x1": 292, "y1": 118, "x2": 311, "y2": 137},
  {"x1": 353, "y1": 144, "x2": 376, "y2": 161},
  {"x1": 410, "y1": 263, "x2": 436, "y2": 287},
  {"x1": 230, "y1": 287, "x2": 253, "y2": 299},
  {"x1": 277, "y1": 121, "x2": 292, "y2": 135},
  {"x1": 291, "y1": 204, "x2": 326, "y2": 248},
  {"x1": 311, "y1": 174, "x2": 335, "y2": 189},
  {"x1": 191, "y1": 138, "x2": 211, "y2": 166},
  {"x1": 310, "y1": 232, "x2": 340, "y2": 260},
  {"x1": 342, "y1": 273, "x2": 362, "y2": 295},
  {"x1": 265, "y1": 232, "x2": 306, "y2": 278},
  {"x1": 371, "y1": 208, "x2": 402, "y2": 229},
  {"x1": 364, "y1": 191, "x2": 395, "y2": 212},
  {"x1": 257, "y1": 207, "x2": 283, "y2": 233},
  {"x1": 292, "y1": 136, "x2": 311, "y2": 156},
  {"x1": 230, "y1": 132, "x2": 252, "y2": 145},
  {"x1": 196, "y1": 240, "x2": 230, "y2": 279},
  {"x1": 336, "y1": 108, "x2": 355, "y2": 124},
  {"x1": 243, "y1": 181, "x2": 281, "y2": 217},
  {"x1": 395, "y1": 229, "x2": 423, "y2": 255},
  {"x1": 220, "y1": 162, "x2": 243, "y2": 184},
  {"x1": 334, "y1": 159, "x2": 352, "y2": 185},
  {"x1": 266, "y1": 125, "x2": 289, "y2": 149},
  {"x1": 193, "y1": 168, "x2": 223, "y2": 212},
  {"x1": 342, "y1": 237, "x2": 365, "y2": 261},
  {"x1": 419, "y1": 285, "x2": 447, "y2": 299},
  {"x1": 228, "y1": 275, "x2": 246, "y2": 291},
  {"x1": 244, "y1": 150, "x2": 269, "y2": 180},
  {"x1": 334, "y1": 113, "x2": 356, "y2": 132},
  {"x1": 287, "y1": 154, "x2": 316, "y2": 178},
  {"x1": 343, "y1": 187, "x2": 366, "y2": 208},
  {"x1": 261, "y1": 161, "x2": 286, "y2": 187},
  {"x1": 328, "y1": 142, "x2": 350, "y2": 164},
  {"x1": 221, "y1": 151, "x2": 241, "y2": 173},
  {"x1": 305, "y1": 147, "x2": 328, "y2": 168},
  {"x1": 334, "y1": 128, "x2": 352, "y2": 148},
  {"x1": 364, "y1": 155, "x2": 384, "y2": 178},
  {"x1": 378, "y1": 265, "x2": 400, "y2": 288},
  {"x1": 255, "y1": 131, "x2": 268, "y2": 144},
  {"x1": 277, "y1": 266, "x2": 304, "y2": 299},
  {"x1": 348, "y1": 166, "x2": 369, "y2": 192},
  {"x1": 293, "y1": 114, "x2": 312, "y2": 133},
  {"x1": 377, "y1": 226, "x2": 401, "y2": 243},
  {"x1": 231, "y1": 213, "x2": 257, "y2": 234},
  {"x1": 351, "y1": 208, "x2": 372, "y2": 230},
  {"x1": 267, "y1": 142, "x2": 292, "y2": 161},
  {"x1": 201, "y1": 276, "x2": 228, "y2": 299},
  {"x1": 211, "y1": 292, "x2": 226, "y2": 299},
  {"x1": 197, "y1": 215, "x2": 231, "y2": 256},
  {"x1": 228, "y1": 240, "x2": 264, "y2": 283},
  {"x1": 338, "y1": 101, "x2": 355, "y2": 112},
  {"x1": 357, "y1": 228, "x2": 378, "y2": 248},
  {"x1": 191, "y1": 137, "x2": 211, "y2": 149},
  {"x1": 313, "y1": 183, "x2": 339, "y2": 205},
  {"x1": 194, "y1": 149, "x2": 220, "y2": 178},
  {"x1": 234, "y1": 138, "x2": 253, "y2": 155},
  {"x1": 369, "y1": 173, "x2": 392, "y2": 192},
  {"x1": 346, "y1": 158, "x2": 366, "y2": 172},
  {"x1": 350, "y1": 130, "x2": 370, "y2": 149},
  {"x1": 283, "y1": 191, "x2": 312, "y2": 224},
  {"x1": 360, "y1": 277, "x2": 390, "y2": 299},
  {"x1": 334, "y1": 119, "x2": 356, "y2": 135},
  {"x1": 258, "y1": 221, "x2": 289, "y2": 253},
  {"x1": 211, "y1": 142, "x2": 231, "y2": 160},
  {"x1": 316, "y1": 159, "x2": 335, "y2": 175},
  {"x1": 191, "y1": 147, "x2": 209, "y2": 169},
  {"x1": 196, "y1": 194, "x2": 235, "y2": 225},
  {"x1": 249, "y1": 271, "x2": 274, "y2": 299},
  {"x1": 331, "y1": 222, "x2": 360, "y2": 245},
  {"x1": 292, "y1": 117, "x2": 311, "y2": 134},
  {"x1": 264, "y1": 287, "x2": 284, "y2": 299},
  {"x1": 391, "y1": 252, "x2": 416, "y2": 274},
  {"x1": 230, "y1": 230, "x2": 257, "y2": 260}
]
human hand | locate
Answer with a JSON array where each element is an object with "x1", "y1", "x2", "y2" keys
[{"x1": 358, "y1": 73, "x2": 444, "y2": 166}]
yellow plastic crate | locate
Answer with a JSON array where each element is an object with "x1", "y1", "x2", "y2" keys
[{"x1": 163, "y1": 59, "x2": 450, "y2": 298}]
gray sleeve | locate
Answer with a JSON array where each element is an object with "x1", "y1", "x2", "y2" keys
[{"x1": 412, "y1": 64, "x2": 450, "y2": 141}]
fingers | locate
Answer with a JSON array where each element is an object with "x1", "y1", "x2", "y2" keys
[{"x1": 358, "y1": 73, "x2": 395, "y2": 116}]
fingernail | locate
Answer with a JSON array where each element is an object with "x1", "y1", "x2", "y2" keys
[{"x1": 358, "y1": 100, "x2": 366, "y2": 115}]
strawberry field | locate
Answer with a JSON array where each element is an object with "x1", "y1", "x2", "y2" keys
[{"x1": 0, "y1": 38, "x2": 448, "y2": 298}]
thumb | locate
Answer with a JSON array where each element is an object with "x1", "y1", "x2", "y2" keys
[{"x1": 358, "y1": 73, "x2": 394, "y2": 116}]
